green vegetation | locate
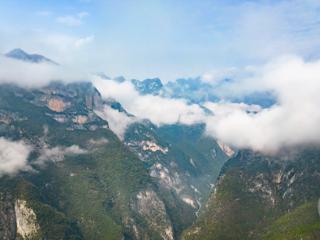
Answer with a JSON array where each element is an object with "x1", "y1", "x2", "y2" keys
[
  {"x1": 0, "y1": 84, "x2": 164, "y2": 239},
  {"x1": 184, "y1": 149, "x2": 320, "y2": 240},
  {"x1": 1, "y1": 83, "x2": 319, "y2": 240},
  {"x1": 263, "y1": 201, "x2": 320, "y2": 240}
]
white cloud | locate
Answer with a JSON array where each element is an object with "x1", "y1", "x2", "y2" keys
[
  {"x1": 201, "y1": 67, "x2": 239, "y2": 84},
  {"x1": 205, "y1": 102, "x2": 261, "y2": 116},
  {"x1": 37, "y1": 144, "x2": 87, "y2": 164},
  {"x1": 1, "y1": 47, "x2": 320, "y2": 154},
  {"x1": 92, "y1": 77, "x2": 207, "y2": 126},
  {"x1": 56, "y1": 12, "x2": 89, "y2": 27},
  {"x1": 93, "y1": 55, "x2": 320, "y2": 153},
  {"x1": 42, "y1": 33, "x2": 94, "y2": 52},
  {"x1": 95, "y1": 105, "x2": 136, "y2": 140},
  {"x1": 205, "y1": 56, "x2": 320, "y2": 152},
  {"x1": 0, "y1": 138, "x2": 32, "y2": 175},
  {"x1": 74, "y1": 35, "x2": 94, "y2": 48},
  {"x1": 0, "y1": 56, "x2": 88, "y2": 88},
  {"x1": 218, "y1": 0, "x2": 320, "y2": 63}
]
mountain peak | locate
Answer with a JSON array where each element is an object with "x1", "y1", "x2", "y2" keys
[
  {"x1": 6, "y1": 48, "x2": 26, "y2": 55},
  {"x1": 131, "y1": 78, "x2": 163, "y2": 95},
  {"x1": 5, "y1": 48, "x2": 58, "y2": 65}
]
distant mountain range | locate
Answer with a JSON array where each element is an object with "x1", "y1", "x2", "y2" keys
[
  {"x1": 3, "y1": 48, "x2": 275, "y2": 108},
  {"x1": 131, "y1": 78, "x2": 163, "y2": 95},
  {"x1": 130, "y1": 75, "x2": 275, "y2": 108}
]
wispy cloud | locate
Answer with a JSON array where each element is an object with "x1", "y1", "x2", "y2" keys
[
  {"x1": 0, "y1": 55, "x2": 87, "y2": 88},
  {"x1": 36, "y1": 144, "x2": 87, "y2": 165},
  {"x1": 56, "y1": 12, "x2": 89, "y2": 27},
  {"x1": 41, "y1": 33, "x2": 95, "y2": 53},
  {"x1": 95, "y1": 105, "x2": 136, "y2": 140},
  {"x1": 75, "y1": 35, "x2": 94, "y2": 48}
]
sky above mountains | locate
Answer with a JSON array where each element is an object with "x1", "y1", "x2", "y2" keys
[{"x1": 1, "y1": 0, "x2": 320, "y2": 81}]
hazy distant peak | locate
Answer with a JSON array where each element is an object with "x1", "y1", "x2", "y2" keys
[{"x1": 5, "y1": 48, "x2": 58, "y2": 65}]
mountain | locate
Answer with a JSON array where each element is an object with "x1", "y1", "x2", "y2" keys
[
  {"x1": 132, "y1": 78, "x2": 163, "y2": 95},
  {"x1": 5, "y1": 48, "x2": 58, "y2": 65},
  {"x1": 233, "y1": 91, "x2": 276, "y2": 108},
  {"x1": 114, "y1": 76, "x2": 126, "y2": 83},
  {"x1": 0, "y1": 82, "x2": 173, "y2": 239},
  {"x1": 123, "y1": 122, "x2": 230, "y2": 236},
  {"x1": 0, "y1": 50, "x2": 317, "y2": 239},
  {"x1": 129, "y1": 76, "x2": 275, "y2": 107},
  {"x1": 183, "y1": 148, "x2": 320, "y2": 240},
  {"x1": 162, "y1": 77, "x2": 276, "y2": 107},
  {"x1": 0, "y1": 79, "x2": 318, "y2": 240},
  {"x1": 0, "y1": 80, "x2": 233, "y2": 239},
  {"x1": 162, "y1": 78, "x2": 218, "y2": 104}
]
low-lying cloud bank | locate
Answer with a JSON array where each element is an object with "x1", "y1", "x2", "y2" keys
[
  {"x1": 0, "y1": 136, "x2": 87, "y2": 176},
  {"x1": 205, "y1": 56, "x2": 320, "y2": 152},
  {"x1": 95, "y1": 105, "x2": 136, "y2": 140},
  {"x1": 0, "y1": 56, "x2": 87, "y2": 88},
  {"x1": 92, "y1": 77, "x2": 206, "y2": 126},
  {"x1": 36, "y1": 144, "x2": 87, "y2": 165},
  {"x1": 1, "y1": 53, "x2": 319, "y2": 153},
  {"x1": 0, "y1": 137, "x2": 32, "y2": 175},
  {"x1": 93, "y1": 55, "x2": 320, "y2": 153}
]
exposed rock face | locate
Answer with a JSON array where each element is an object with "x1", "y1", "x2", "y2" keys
[
  {"x1": 150, "y1": 163, "x2": 183, "y2": 193},
  {"x1": 0, "y1": 115, "x2": 10, "y2": 124},
  {"x1": 134, "y1": 190, "x2": 174, "y2": 240},
  {"x1": 181, "y1": 197, "x2": 197, "y2": 208},
  {"x1": 85, "y1": 88, "x2": 103, "y2": 110},
  {"x1": 51, "y1": 114, "x2": 68, "y2": 123},
  {"x1": 47, "y1": 98, "x2": 67, "y2": 112},
  {"x1": 73, "y1": 115, "x2": 88, "y2": 124},
  {"x1": 20, "y1": 82, "x2": 110, "y2": 131},
  {"x1": 15, "y1": 199, "x2": 40, "y2": 239},
  {"x1": 0, "y1": 193, "x2": 16, "y2": 240},
  {"x1": 217, "y1": 140, "x2": 235, "y2": 157},
  {"x1": 142, "y1": 141, "x2": 168, "y2": 153}
]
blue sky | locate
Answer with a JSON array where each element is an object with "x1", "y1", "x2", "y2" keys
[{"x1": 1, "y1": 0, "x2": 320, "y2": 81}]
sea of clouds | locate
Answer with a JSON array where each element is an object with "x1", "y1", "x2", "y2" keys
[
  {"x1": 92, "y1": 55, "x2": 320, "y2": 153},
  {"x1": 0, "y1": 54, "x2": 320, "y2": 177}
]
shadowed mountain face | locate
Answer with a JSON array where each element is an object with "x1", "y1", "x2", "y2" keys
[
  {"x1": 5, "y1": 49, "x2": 58, "y2": 65},
  {"x1": 184, "y1": 148, "x2": 320, "y2": 240},
  {"x1": 124, "y1": 122, "x2": 230, "y2": 237}
]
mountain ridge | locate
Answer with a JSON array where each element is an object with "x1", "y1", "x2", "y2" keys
[{"x1": 5, "y1": 48, "x2": 58, "y2": 65}]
